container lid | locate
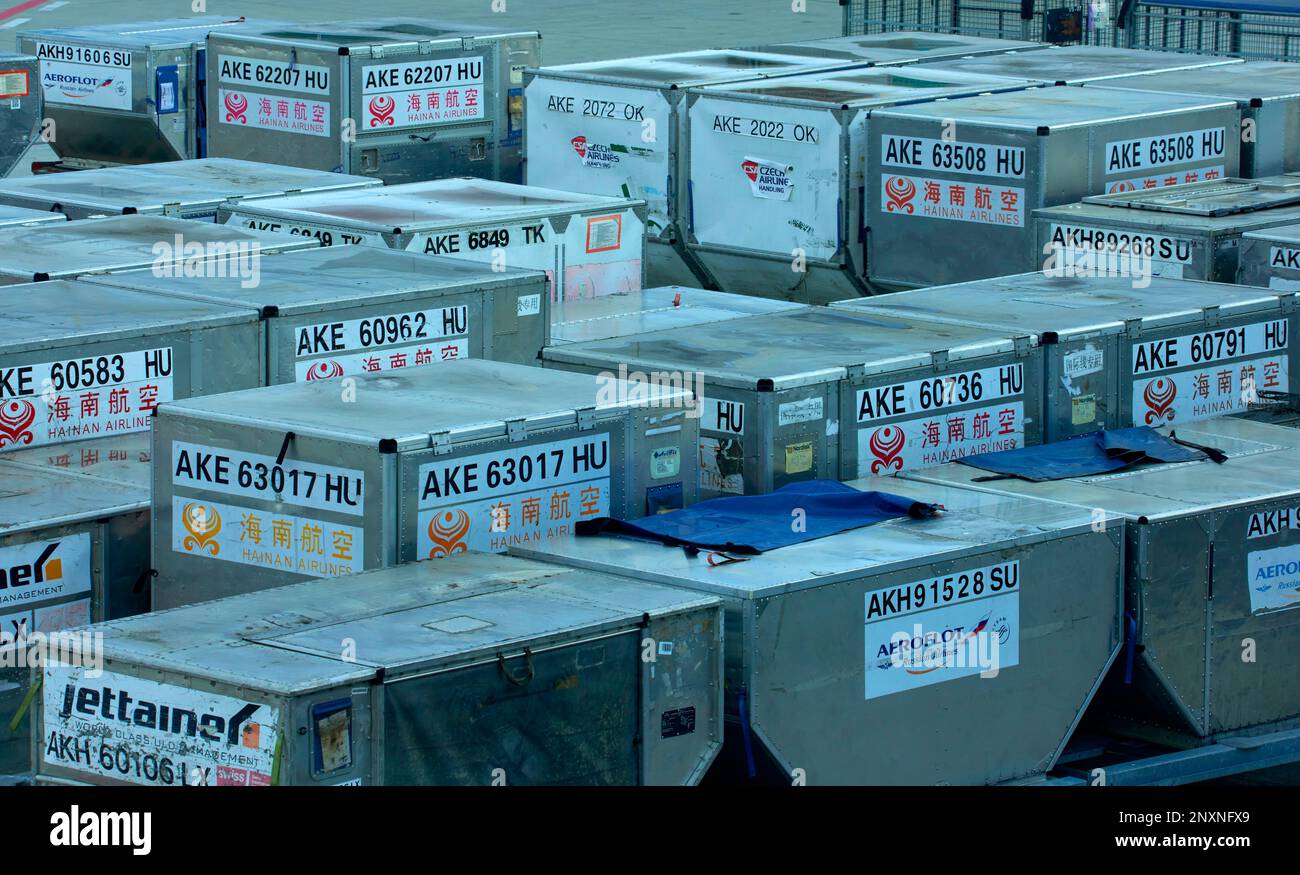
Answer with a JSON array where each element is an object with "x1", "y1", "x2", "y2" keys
[
  {"x1": 919, "y1": 45, "x2": 1240, "y2": 86},
  {"x1": 1097, "y1": 61, "x2": 1300, "y2": 103},
  {"x1": 692, "y1": 65, "x2": 1031, "y2": 107},
  {"x1": 0, "y1": 204, "x2": 64, "y2": 228},
  {"x1": 333, "y1": 17, "x2": 538, "y2": 40},
  {"x1": 90, "y1": 553, "x2": 715, "y2": 694},
  {"x1": 757, "y1": 31, "x2": 1044, "y2": 64},
  {"x1": 903, "y1": 417, "x2": 1300, "y2": 523},
  {"x1": 1243, "y1": 222, "x2": 1300, "y2": 247},
  {"x1": 88, "y1": 246, "x2": 545, "y2": 317},
  {"x1": 0, "y1": 214, "x2": 318, "y2": 283},
  {"x1": 0, "y1": 159, "x2": 378, "y2": 216},
  {"x1": 550, "y1": 286, "x2": 806, "y2": 344},
  {"x1": 1, "y1": 433, "x2": 152, "y2": 489},
  {"x1": 0, "y1": 278, "x2": 259, "y2": 354},
  {"x1": 19, "y1": 17, "x2": 286, "y2": 49},
  {"x1": 157, "y1": 358, "x2": 692, "y2": 452},
  {"x1": 543, "y1": 307, "x2": 1029, "y2": 390},
  {"x1": 832, "y1": 272, "x2": 1291, "y2": 340},
  {"x1": 0, "y1": 461, "x2": 147, "y2": 534},
  {"x1": 0, "y1": 51, "x2": 34, "y2": 61},
  {"x1": 535, "y1": 49, "x2": 844, "y2": 88},
  {"x1": 513, "y1": 476, "x2": 1109, "y2": 600},
  {"x1": 868, "y1": 83, "x2": 1239, "y2": 129},
  {"x1": 1080, "y1": 177, "x2": 1300, "y2": 216},
  {"x1": 228, "y1": 179, "x2": 639, "y2": 234}
]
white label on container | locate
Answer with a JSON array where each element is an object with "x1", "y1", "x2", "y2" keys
[
  {"x1": 865, "y1": 560, "x2": 1020, "y2": 699},
  {"x1": 651, "y1": 445, "x2": 680, "y2": 479},
  {"x1": 1047, "y1": 224, "x2": 1195, "y2": 266},
  {"x1": 1105, "y1": 165, "x2": 1226, "y2": 193},
  {"x1": 1270, "y1": 278, "x2": 1300, "y2": 292},
  {"x1": 1270, "y1": 246, "x2": 1300, "y2": 271},
  {"x1": 0, "y1": 533, "x2": 92, "y2": 612},
  {"x1": 294, "y1": 306, "x2": 470, "y2": 381},
  {"x1": 217, "y1": 55, "x2": 331, "y2": 95},
  {"x1": 855, "y1": 364, "x2": 1024, "y2": 425},
  {"x1": 585, "y1": 215, "x2": 623, "y2": 253},
  {"x1": 0, "y1": 348, "x2": 172, "y2": 451},
  {"x1": 0, "y1": 70, "x2": 29, "y2": 99},
  {"x1": 709, "y1": 113, "x2": 820, "y2": 144},
  {"x1": 778, "y1": 397, "x2": 824, "y2": 426},
  {"x1": 417, "y1": 434, "x2": 611, "y2": 554},
  {"x1": 857, "y1": 401, "x2": 1024, "y2": 475},
  {"x1": 297, "y1": 339, "x2": 469, "y2": 381},
  {"x1": 171, "y1": 441, "x2": 365, "y2": 515},
  {"x1": 881, "y1": 135, "x2": 1025, "y2": 179},
  {"x1": 1246, "y1": 543, "x2": 1300, "y2": 614},
  {"x1": 700, "y1": 397, "x2": 745, "y2": 436},
  {"x1": 1105, "y1": 129, "x2": 1226, "y2": 175},
  {"x1": 1131, "y1": 320, "x2": 1289, "y2": 377},
  {"x1": 172, "y1": 499, "x2": 364, "y2": 578},
  {"x1": 36, "y1": 42, "x2": 132, "y2": 110},
  {"x1": 517, "y1": 294, "x2": 541, "y2": 317},
  {"x1": 1063, "y1": 346, "x2": 1104, "y2": 379},
  {"x1": 43, "y1": 665, "x2": 280, "y2": 786},
  {"x1": 361, "y1": 57, "x2": 485, "y2": 128},
  {"x1": 218, "y1": 87, "x2": 331, "y2": 137},
  {"x1": 699, "y1": 436, "x2": 743, "y2": 496},
  {"x1": 1133, "y1": 355, "x2": 1288, "y2": 426},
  {"x1": 234, "y1": 216, "x2": 382, "y2": 246},
  {"x1": 1247, "y1": 506, "x2": 1300, "y2": 539},
  {"x1": 880, "y1": 173, "x2": 1023, "y2": 227},
  {"x1": 742, "y1": 157, "x2": 794, "y2": 201}
]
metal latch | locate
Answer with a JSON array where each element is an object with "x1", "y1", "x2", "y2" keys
[
  {"x1": 1013, "y1": 336, "x2": 1032, "y2": 357},
  {"x1": 461, "y1": 37, "x2": 477, "y2": 50},
  {"x1": 372, "y1": 45, "x2": 384, "y2": 59},
  {"x1": 163, "y1": 203, "x2": 182, "y2": 217},
  {"x1": 431, "y1": 431, "x2": 453, "y2": 455},
  {"x1": 1124, "y1": 317, "x2": 1143, "y2": 340},
  {"x1": 1203, "y1": 304, "x2": 1221, "y2": 329},
  {"x1": 929, "y1": 349, "x2": 949, "y2": 370},
  {"x1": 506, "y1": 418, "x2": 528, "y2": 442},
  {"x1": 576, "y1": 407, "x2": 596, "y2": 431}
]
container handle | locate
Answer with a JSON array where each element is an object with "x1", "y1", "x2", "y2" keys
[{"x1": 498, "y1": 649, "x2": 535, "y2": 687}]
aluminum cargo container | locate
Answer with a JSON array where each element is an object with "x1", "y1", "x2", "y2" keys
[
  {"x1": 866, "y1": 87, "x2": 1242, "y2": 289},
  {"x1": 34, "y1": 553, "x2": 722, "y2": 786},
  {"x1": 1088, "y1": 62, "x2": 1300, "y2": 178},
  {"x1": 0, "y1": 461, "x2": 150, "y2": 775},
  {"x1": 0, "y1": 52, "x2": 58, "y2": 178},
  {"x1": 1034, "y1": 176, "x2": 1300, "y2": 284},
  {"x1": 0, "y1": 158, "x2": 379, "y2": 222},
  {"x1": 206, "y1": 20, "x2": 539, "y2": 185},
  {"x1": 904, "y1": 416, "x2": 1300, "y2": 745},
  {"x1": 220, "y1": 179, "x2": 644, "y2": 304},
  {"x1": 151, "y1": 359, "x2": 698, "y2": 608},
  {"x1": 0, "y1": 213, "x2": 317, "y2": 285},
  {"x1": 1, "y1": 279, "x2": 261, "y2": 453},
  {"x1": 0, "y1": 205, "x2": 64, "y2": 229},
  {"x1": 517, "y1": 476, "x2": 1124, "y2": 784},
  {"x1": 1238, "y1": 222, "x2": 1300, "y2": 292},
  {"x1": 919, "y1": 45, "x2": 1241, "y2": 86},
  {"x1": 833, "y1": 272, "x2": 1297, "y2": 442},
  {"x1": 542, "y1": 307, "x2": 1041, "y2": 499},
  {"x1": 550, "y1": 286, "x2": 805, "y2": 345},
  {"x1": 88, "y1": 246, "x2": 550, "y2": 382},
  {"x1": 756, "y1": 31, "x2": 1044, "y2": 64},
  {"x1": 17, "y1": 18, "x2": 286, "y2": 165},
  {"x1": 685, "y1": 66, "x2": 1032, "y2": 302}
]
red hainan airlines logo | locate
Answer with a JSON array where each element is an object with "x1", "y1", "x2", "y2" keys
[
  {"x1": 224, "y1": 92, "x2": 248, "y2": 123},
  {"x1": 1142, "y1": 378, "x2": 1177, "y2": 425},
  {"x1": 304, "y1": 360, "x2": 345, "y2": 382},
  {"x1": 571, "y1": 136, "x2": 588, "y2": 158},
  {"x1": 885, "y1": 176, "x2": 916, "y2": 214},
  {"x1": 369, "y1": 96, "x2": 396, "y2": 127},
  {"x1": 742, "y1": 159, "x2": 760, "y2": 182},
  {"x1": 1108, "y1": 180, "x2": 1138, "y2": 194},
  {"x1": 869, "y1": 426, "x2": 906, "y2": 473},
  {"x1": 427, "y1": 510, "x2": 470, "y2": 559},
  {"x1": 0, "y1": 399, "x2": 36, "y2": 449}
]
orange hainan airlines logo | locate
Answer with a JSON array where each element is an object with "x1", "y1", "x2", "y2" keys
[
  {"x1": 427, "y1": 510, "x2": 470, "y2": 559},
  {"x1": 0, "y1": 399, "x2": 36, "y2": 448},
  {"x1": 181, "y1": 503, "x2": 222, "y2": 555},
  {"x1": 1142, "y1": 377, "x2": 1177, "y2": 425},
  {"x1": 869, "y1": 426, "x2": 906, "y2": 473}
]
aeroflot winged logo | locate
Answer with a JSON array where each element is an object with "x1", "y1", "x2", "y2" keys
[
  {"x1": 369, "y1": 96, "x2": 396, "y2": 127},
  {"x1": 885, "y1": 176, "x2": 916, "y2": 214},
  {"x1": 181, "y1": 503, "x2": 221, "y2": 555},
  {"x1": 223, "y1": 91, "x2": 247, "y2": 123},
  {"x1": 428, "y1": 510, "x2": 470, "y2": 559},
  {"x1": 869, "y1": 426, "x2": 906, "y2": 473},
  {"x1": 1142, "y1": 377, "x2": 1177, "y2": 425},
  {"x1": 0, "y1": 399, "x2": 36, "y2": 448}
]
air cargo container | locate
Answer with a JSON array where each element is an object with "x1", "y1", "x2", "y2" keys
[
  {"x1": 0, "y1": 52, "x2": 59, "y2": 177},
  {"x1": 1239, "y1": 222, "x2": 1300, "y2": 292},
  {"x1": 0, "y1": 214, "x2": 315, "y2": 285},
  {"x1": 517, "y1": 476, "x2": 1124, "y2": 784},
  {"x1": 17, "y1": 18, "x2": 286, "y2": 165},
  {"x1": 34, "y1": 553, "x2": 721, "y2": 786},
  {"x1": 866, "y1": 87, "x2": 1242, "y2": 289},
  {"x1": 0, "y1": 205, "x2": 64, "y2": 229},
  {"x1": 550, "y1": 286, "x2": 804, "y2": 345},
  {"x1": 684, "y1": 65, "x2": 1032, "y2": 302},
  {"x1": 150, "y1": 359, "x2": 698, "y2": 608},
  {"x1": 920, "y1": 45, "x2": 1240, "y2": 86},
  {"x1": 833, "y1": 272, "x2": 1297, "y2": 442},
  {"x1": 1034, "y1": 177, "x2": 1300, "y2": 284},
  {"x1": 0, "y1": 461, "x2": 150, "y2": 775},
  {"x1": 0, "y1": 158, "x2": 379, "y2": 222},
  {"x1": 756, "y1": 31, "x2": 1044, "y2": 64},
  {"x1": 1, "y1": 279, "x2": 261, "y2": 453},
  {"x1": 90, "y1": 246, "x2": 549, "y2": 382},
  {"x1": 206, "y1": 19, "x2": 539, "y2": 185},
  {"x1": 905, "y1": 416, "x2": 1300, "y2": 745},
  {"x1": 1090, "y1": 62, "x2": 1300, "y2": 178},
  {"x1": 542, "y1": 307, "x2": 1040, "y2": 499},
  {"x1": 220, "y1": 179, "x2": 643, "y2": 303}
]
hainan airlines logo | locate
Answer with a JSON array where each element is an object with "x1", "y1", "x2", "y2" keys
[
  {"x1": 1107, "y1": 180, "x2": 1138, "y2": 194},
  {"x1": 224, "y1": 92, "x2": 248, "y2": 123},
  {"x1": 368, "y1": 96, "x2": 396, "y2": 127},
  {"x1": 181, "y1": 503, "x2": 222, "y2": 556},
  {"x1": 0, "y1": 399, "x2": 36, "y2": 449},
  {"x1": 304, "y1": 360, "x2": 345, "y2": 381},
  {"x1": 869, "y1": 426, "x2": 906, "y2": 473},
  {"x1": 427, "y1": 510, "x2": 470, "y2": 559},
  {"x1": 885, "y1": 176, "x2": 916, "y2": 214},
  {"x1": 1142, "y1": 377, "x2": 1177, "y2": 425}
]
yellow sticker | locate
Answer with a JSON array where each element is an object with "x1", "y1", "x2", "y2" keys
[
  {"x1": 1072, "y1": 394, "x2": 1096, "y2": 425},
  {"x1": 785, "y1": 441, "x2": 813, "y2": 474}
]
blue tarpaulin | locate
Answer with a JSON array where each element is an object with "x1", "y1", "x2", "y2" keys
[
  {"x1": 958, "y1": 426, "x2": 1217, "y2": 482},
  {"x1": 575, "y1": 480, "x2": 940, "y2": 554}
]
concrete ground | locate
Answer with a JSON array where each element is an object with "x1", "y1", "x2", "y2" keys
[{"x1": 1, "y1": 0, "x2": 845, "y2": 62}]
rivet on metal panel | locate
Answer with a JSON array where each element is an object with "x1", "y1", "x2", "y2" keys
[
  {"x1": 846, "y1": 363, "x2": 866, "y2": 380},
  {"x1": 576, "y1": 408, "x2": 596, "y2": 431},
  {"x1": 163, "y1": 203, "x2": 181, "y2": 217},
  {"x1": 431, "y1": 432, "x2": 452, "y2": 455},
  {"x1": 507, "y1": 419, "x2": 528, "y2": 442}
]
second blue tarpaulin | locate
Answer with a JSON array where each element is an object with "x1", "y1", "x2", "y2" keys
[{"x1": 958, "y1": 426, "x2": 1216, "y2": 482}]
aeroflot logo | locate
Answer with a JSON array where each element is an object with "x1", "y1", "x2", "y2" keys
[
  {"x1": 58, "y1": 683, "x2": 266, "y2": 747},
  {"x1": 1, "y1": 542, "x2": 63, "y2": 590}
]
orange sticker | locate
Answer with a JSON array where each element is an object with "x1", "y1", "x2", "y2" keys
[
  {"x1": 585, "y1": 214, "x2": 622, "y2": 253},
  {"x1": 0, "y1": 71, "x2": 29, "y2": 99}
]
